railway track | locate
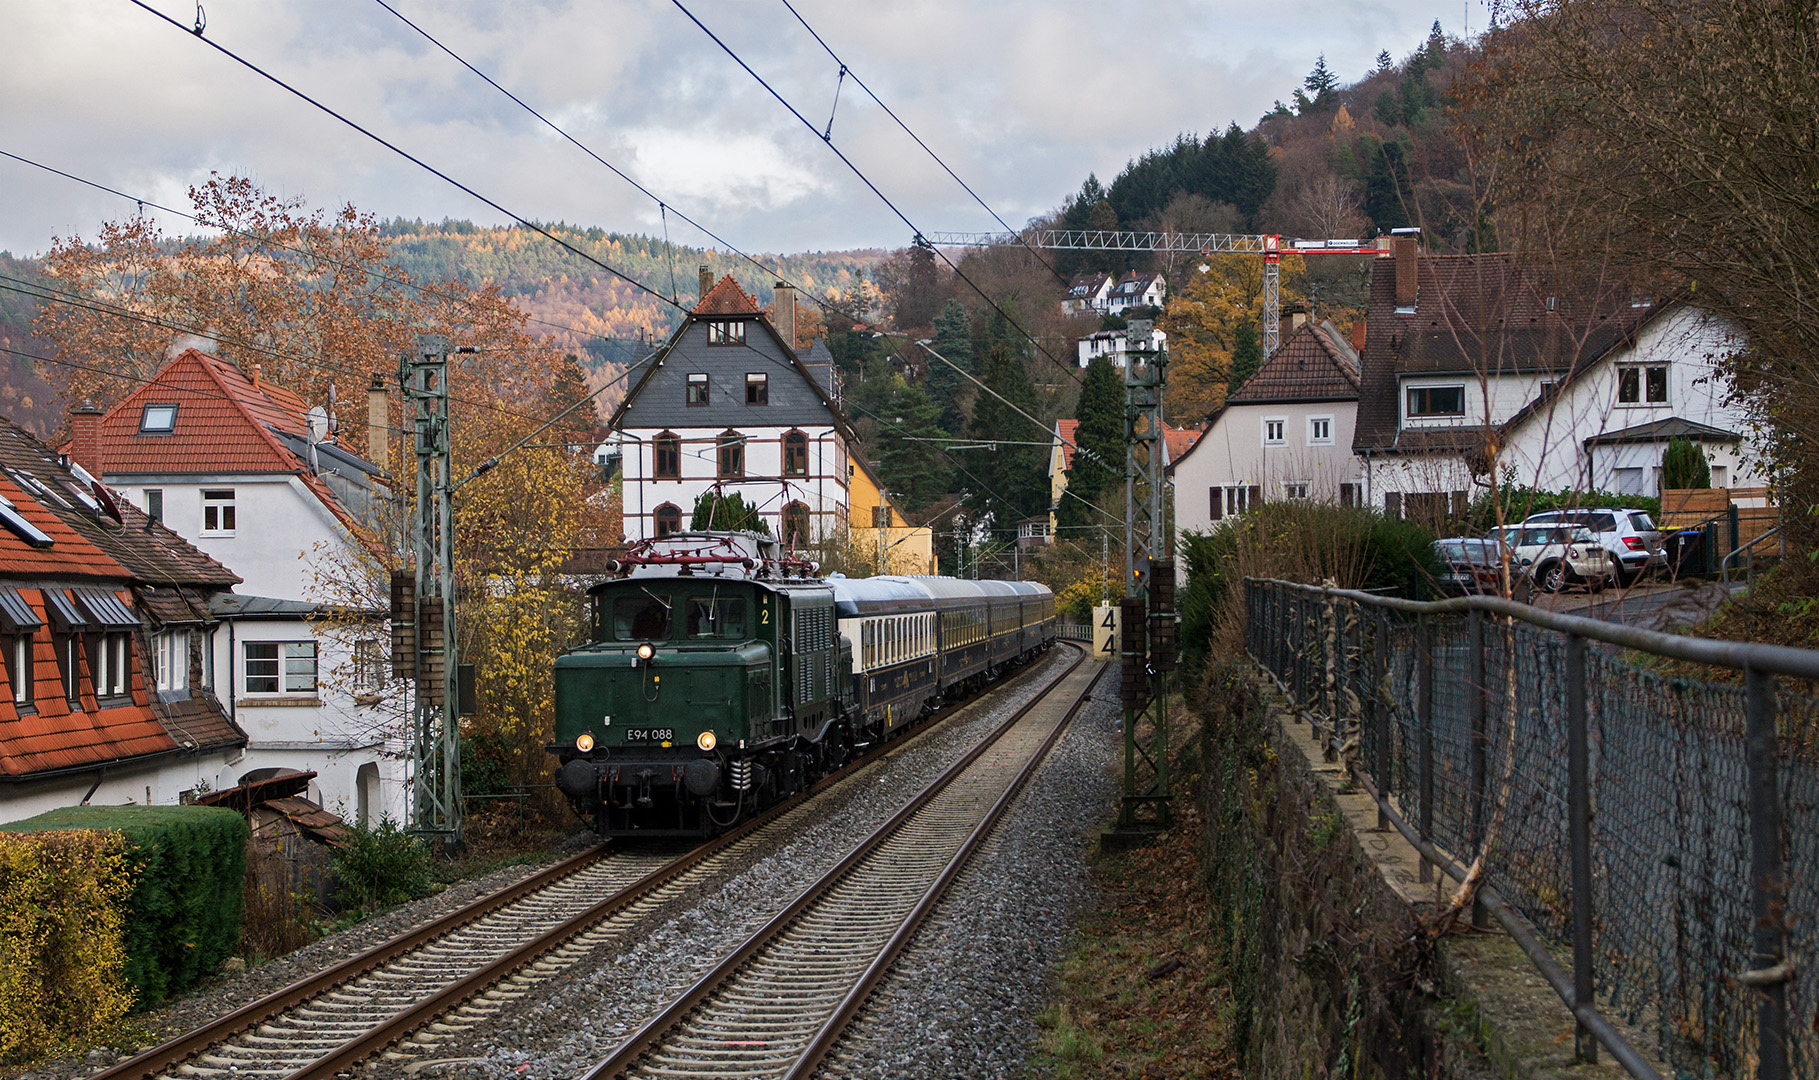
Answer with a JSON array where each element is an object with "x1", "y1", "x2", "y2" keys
[
  {"x1": 585, "y1": 644, "x2": 1101, "y2": 1080},
  {"x1": 93, "y1": 648, "x2": 1078, "y2": 1080}
]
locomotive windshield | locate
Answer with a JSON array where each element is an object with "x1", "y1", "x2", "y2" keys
[
  {"x1": 685, "y1": 596, "x2": 747, "y2": 639},
  {"x1": 613, "y1": 592, "x2": 672, "y2": 640}
]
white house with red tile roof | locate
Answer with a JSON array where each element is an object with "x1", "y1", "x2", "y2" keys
[
  {"x1": 0, "y1": 416, "x2": 247, "y2": 823},
  {"x1": 65, "y1": 349, "x2": 403, "y2": 824}
]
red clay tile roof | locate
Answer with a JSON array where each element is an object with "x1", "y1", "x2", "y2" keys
[
  {"x1": 693, "y1": 274, "x2": 762, "y2": 316},
  {"x1": 1228, "y1": 320, "x2": 1360, "y2": 405},
  {"x1": 79, "y1": 349, "x2": 309, "y2": 476},
  {"x1": 1163, "y1": 424, "x2": 1200, "y2": 464},
  {"x1": 0, "y1": 419, "x2": 240, "y2": 589},
  {"x1": 1055, "y1": 419, "x2": 1080, "y2": 470}
]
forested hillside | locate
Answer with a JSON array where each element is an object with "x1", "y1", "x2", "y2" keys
[{"x1": 378, "y1": 219, "x2": 883, "y2": 368}]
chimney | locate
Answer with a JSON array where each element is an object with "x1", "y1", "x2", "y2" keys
[
  {"x1": 1351, "y1": 320, "x2": 1367, "y2": 352},
  {"x1": 367, "y1": 373, "x2": 389, "y2": 473},
  {"x1": 698, "y1": 265, "x2": 713, "y2": 305},
  {"x1": 773, "y1": 282, "x2": 797, "y2": 349},
  {"x1": 69, "y1": 401, "x2": 103, "y2": 473},
  {"x1": 1392, "y1": 227, "x2": 1421, "y2": 309},
  {"x1": 251, "y1": 363, "x2": 262, "y2": 390}
]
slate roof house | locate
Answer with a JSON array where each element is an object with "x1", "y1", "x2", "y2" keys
[
  {"x1": 1352, "y1": 231, "x2": 1762, "y2": 525},
  {"x1": 1170, "y1": 319, "x2": 1364, "y2": 539},
  {"x1": 0, "y1": 417, "x2": 247, "y2": 823},
  {"x1": 607, "y1": 269, "x2": 933, "y2": 572},
  {"x1": 66, "y1": 349, "x2": 401, "y2": 824}
]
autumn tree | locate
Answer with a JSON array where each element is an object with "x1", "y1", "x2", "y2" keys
[
  {"x1": 872, "y1": 237, "x2": 947, "y2": 333},
  {"x1": 1468, "y1": 0, "x2": 1819, "y2": 578},
  {"x1": 1157, "y1": 252, "x2": 1306, "y2": 424}
]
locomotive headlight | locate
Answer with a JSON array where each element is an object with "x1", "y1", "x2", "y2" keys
[
  {"x1": 696, "y1": 730, "x2": 717, "y2": 752},
  {"x1": 575, "y1": 732, "x2": 595, "y2": 753},
  {"x1": 636, "y1": 642, "x2": 656, "y2": 662}
]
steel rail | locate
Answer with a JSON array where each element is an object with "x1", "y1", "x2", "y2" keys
[
  {"x1": 583, "y1": 643, "x2": 1092, "y2": 1080},
  {"x1": 88, "y1": 841, "x2": 612, "y2": 1080},
  {"x1": 102, "y1": 650, "x2": 1057, "y2": 1080},
  {"x1": 783, "y1": 659, "x2": 1107, "y2": 1080}
]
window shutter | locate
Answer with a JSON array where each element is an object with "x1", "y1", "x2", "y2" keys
[
  {"x1": 1451, "y1": 490, "x2": 1468, "y2": 519},
  {"x1": 1209, "y1": 487, "x2": 1223, "y2": 521},
  {"x1": 1248, "y1": 485, "x2": 1262, "y2": 509},
  {"x1": 1385, "y1": 491, "x2": 1402, "y2": 519},
  {"x1": 1340, "y1": 483, "x2": 1356, "y2": 508}
]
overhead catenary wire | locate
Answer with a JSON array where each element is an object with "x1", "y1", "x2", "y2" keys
[
  {"x1": 366, "y1": 0, "x2": 849, "y2": 327},
  {"x1": 776, "y1": 0, "x2": 1069, "y2": 286},
  {"x1": 665, "y1": 0, "x2": 1082, "y2": 385},
  {"x1": 0, "y1": 146, "x2": 627, "y2": 350}
]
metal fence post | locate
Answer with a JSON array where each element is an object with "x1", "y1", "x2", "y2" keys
[
  {"x1": 1469, "y1": 608, "x2": 1490, "y2": 929},
  {"x1": 1745, "y1": 663, "x2": 1788, "y2": 1080},
  {"x1": 1418, "y1": 614, "x2": 1434, "y2": 885},
  {"x1": 1566, "y1": 632, "x2": 1595, "y2": 1064},
  {"x1": 1374, "y1": 607, "x2": 1389, "y2": 832}
]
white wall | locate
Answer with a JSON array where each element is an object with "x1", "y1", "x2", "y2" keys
[
  {"x1": 1173, "y1": 400, "x2": 1363, "y2": 539},
  {"x1": 119, "y1": 476, "x2": 348, "y2": 599},
  {"x1": 210, "y1": 615, "x2": 407, "y2": 824},
  {"x1": 0, "y1": 747, "x2": 243, "y2": 825},
  {"x1": 618, "y1": 424, "x2": 850, "y2": 542}
]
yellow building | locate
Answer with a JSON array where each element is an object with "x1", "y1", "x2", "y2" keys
[{"x1": 847, "y1": 454, "x2": 935, "y2": 575}]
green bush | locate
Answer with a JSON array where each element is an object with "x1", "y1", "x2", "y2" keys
[
  {"x1": 1178, "y1": 502, "x2": 1443, "y2": 675},
  {"x1": 2, "y1": 806, "x2": 247, "y2": 1009},
  {"x1": 331, "y1": 817, "x2": 432, "y2": 912}
]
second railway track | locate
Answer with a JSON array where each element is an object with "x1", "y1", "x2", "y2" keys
[{"x1": 587, "y1": 644, "x2": 1102, "y2": 1080}]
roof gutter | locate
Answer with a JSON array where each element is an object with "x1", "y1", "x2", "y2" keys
[{"x1": 0, "y1": 738, "x2": 241, "y2": 786}]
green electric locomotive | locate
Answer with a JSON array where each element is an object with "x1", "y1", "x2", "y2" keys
[{"x1": 550, "y1": 531, "x2": 1056, "y2": 836}]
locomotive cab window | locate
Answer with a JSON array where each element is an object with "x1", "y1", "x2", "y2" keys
[
  {"x1": 685, "y1": 596, "x2": 747, "y2": 639},
  {"x1": 613, "y1": 593, "x2": 672, "y2": 640}
]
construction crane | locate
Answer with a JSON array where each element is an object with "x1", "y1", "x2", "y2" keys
[{"x1": 927, "y1": 230, "x2": 1390, "y2": 357}]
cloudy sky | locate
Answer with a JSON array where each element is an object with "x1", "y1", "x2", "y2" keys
[{"x1": 2, "y1": 0, "x2": 1475, "y2": 259}]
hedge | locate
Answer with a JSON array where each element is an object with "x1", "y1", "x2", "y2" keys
[
  {"x1": 0, "y1": 829, "x2": 135, "y2": 1062},
  {"x1": 2, "y1": 805, "x2": 247, "y2": 1009}
]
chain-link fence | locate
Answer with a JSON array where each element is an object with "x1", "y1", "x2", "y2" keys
[{"x1": 1245, "y1": 578, "x2": 1817, "y2": 1080}]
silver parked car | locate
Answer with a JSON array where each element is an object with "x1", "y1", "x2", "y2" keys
[
  {"x1": 1522, "y1": 508, "x2": 1665, "y2": 585},
  {"x1": 1486, "y1": 524, "x2": 1615, "y2": 593}
]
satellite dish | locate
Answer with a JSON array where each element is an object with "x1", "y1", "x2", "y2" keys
[{"x1": 306, "y1": 405, "x2": 330, "y2": 441}]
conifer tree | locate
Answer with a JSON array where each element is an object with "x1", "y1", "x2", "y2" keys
[
  {"x1": 690, "y1": 491, "x2": 771, "y2": 534},
  {"x1": 925, "y1": 300, "x2": 975, "y2": 436},
  {"x1": 1057, "y1": 355, "x2": 1124, "y2": 530},
  {"x1": 965, "y1": 326, "x2": 1047, "y2": 536}
]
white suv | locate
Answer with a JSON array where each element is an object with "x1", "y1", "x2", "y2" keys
[
  {"x1": 1522, "y1": 508, "x2": 1665, "y2": 584},
  {"x1": 1487, "y1": 524, "x2": 1616, "y2": 593}
]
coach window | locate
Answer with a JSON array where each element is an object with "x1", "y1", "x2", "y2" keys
[
  {"x1": 653, "y1": 432, "x2": 681, "y2": 479},
  {"x1": 746, "y1": 373, "x2": 769, "y2": 405},
  {"x1": 654, "y1": 503, "x2": 681, "y2": 538},
  {"x1": 783, "y1": 431, "x2": 809, "y2": 477}
]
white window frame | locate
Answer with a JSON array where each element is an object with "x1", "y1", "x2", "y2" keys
[
  {"x1": 1283, "y1": 481, "x2": 1311, "y2": 500},
  {"x1": 7, "y1": 633, "x2": 30, "y2": 705},
  {"x1": 1616, "y1": 363, "x2": 1669, "y2": 405},
  {"x1": 93, "y1": 632, "x2": 130, "y2": 699},
  {"x1": 1307, "y1": 416, "x2": 1334, "y2": 446},
  {"x1": 1263, "y1": 417, "x2": 1287, "y2": 446},
  {"x1": 153, "y1": 630, "x2": 188, "y2": 693},
  {"x1": 1406, "y1": 383, "x2": 1467, "y2": 419},
  {"x1": 201, "y1": 489, "x2": 236, "y2": 535},
  {"x1": 243, "y1": 641, "x2": 317, "y2": 695}
]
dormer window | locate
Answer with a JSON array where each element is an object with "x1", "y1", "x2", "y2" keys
[
  {"x1": 708, "y1": 321, "x2": 746, "y2": 346},
  {"x1": 139, "y1": 404, "x2": 178, "y2": 433}
]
